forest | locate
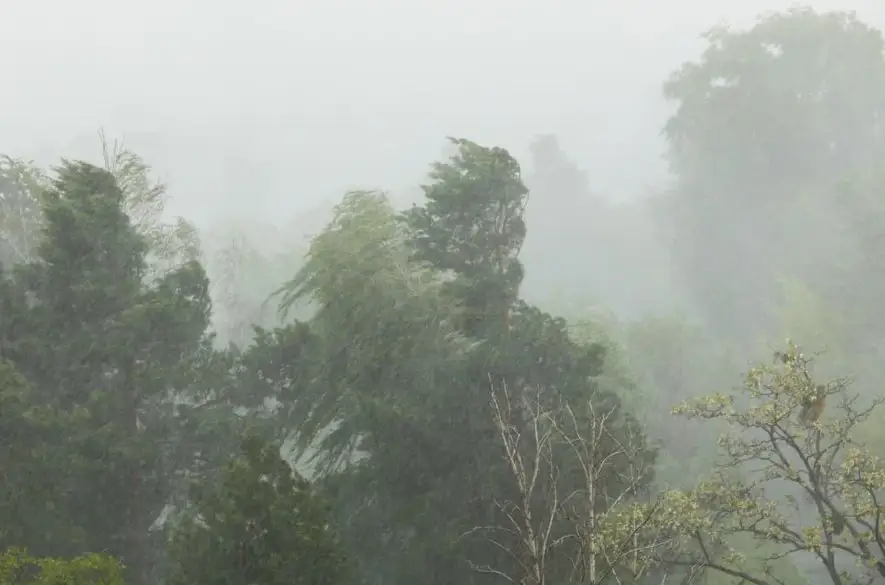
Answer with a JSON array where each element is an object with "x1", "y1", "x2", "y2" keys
[{"x1": 4, "y1": 6, "x2": 885, "y2": 585}]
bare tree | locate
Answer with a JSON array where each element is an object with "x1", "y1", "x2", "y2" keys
[
  {"x1": 464, "y1": 377, "x2": 664, "y2": 585},
  {"x1": 99, "y1": 129, "x2": 201, "y2": 281},
  {"x1": 0, "y1": 155, "x2": 47, "y2": 267}
]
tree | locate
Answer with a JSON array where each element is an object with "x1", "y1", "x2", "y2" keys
[
  {"x1": 259, "y1": 140, "x2": 654, "y2": 585},
  {"x1": 264, "y1": 190, "x2": 480, "y2": 584},
  {"x1": 526, "y1": 135, "x2": 590, "y2": 208},
  {"x1": 99, "y1": 130, "x2": 202, "y2": 281},
  {"x1": 166, "y1": 433, "x2": 349, "y2": 585},
  {"x1": 272, "y1": 189, "x2": 474, "y2": 468},
  {"x1": 0, "y1": 131, "x2": 199, "y2": 278},
  {"x1": 521, "y1": 135, "x2": 596, "y2": 308},
  {"x1": 402, "y1": 137, "x2": 528, "y2": 337},
  {"x1": 469, "y1": 380, "x2": 658, "y2": 585},
  {"x1": 664, "y1": 8, "x2": 885, "y2": 189},
  {"x1": 0, "y1": 160, "x2": 222, "y2": 585},
  {"x1": 621, "y1": 342, "x2": 885, "y2": 585},
  {"x1": 657, "y1": 7, "x2": 885, "y2": 343},
  {"x1": 523, "y1": 136, "x2": 680, "y2": 318},
  {"x1": 0, "y1": 156, "x2": 47, "y2": 267}
]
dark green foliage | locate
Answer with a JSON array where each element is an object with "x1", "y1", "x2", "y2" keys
[
  {"x1": 403, "y1": 137, "x2": 528, "y2": 337},
  {"x1": 237, "y1": 322, "x2": 318, "y2": 411},
  {"x1": 167, "y1": 433, "x2": 349, "y2": 585},
  {"x1": 498, "y1": 301, "x2": 605, "y2": 386},
  {"x1": 0, "y1": 362, "x2": 82, "y2": 554},
  {"x1": 0, "y1": 160, "x2": 237, "y2": 585},
  {"x1": 0, "y1": 137, "x2": 658, "y2": 585},
  {"x1": 258, "y1": 140, "x2": 655, "y2": 585},
  {"x1": 6, "y1": 8, "x2": 885, "y2": 585},
  {"x1": 271, "y1": 191, "x2": 476, "y2": 472}
]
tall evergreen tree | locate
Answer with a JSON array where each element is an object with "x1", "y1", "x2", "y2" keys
[
  {"x1": 0, "y1": 161, "x2": 219, "y2": 585},
  {"x1": 402, "y1": 137, "x2": 528, "y2": 337}
]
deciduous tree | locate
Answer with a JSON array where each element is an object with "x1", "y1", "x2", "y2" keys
[
  {"x1": 620, "y1": 343, "x2": 885, "y2": 585},
  {"x1": 658, "y1": 8, "x2": 885, "y2": 343},
  {"x1": 469, "y1": 379, "x2": 658, "y2": 585}
]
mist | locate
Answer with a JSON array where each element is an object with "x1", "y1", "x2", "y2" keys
[
  {"x1": 3, "y1": 0, "x2": 879, "y2": 222},
  {"x1": 2, "y1": 2, "x2": 885, "y2": 585}
]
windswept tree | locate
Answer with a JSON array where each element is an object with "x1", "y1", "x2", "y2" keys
[
  {"x1": 272, "y1": 190, "x2": 473, "y2": 466},
  {"x1": 263, "y1": 189, "x2": 482, "y2": 585},
  {"x1": 250, "y1": 140, "x2": 654, "y2": 585},
  {"x1": 402, "y1": 136, "x2": 528, "y2": 337},
  {"x1": 0, "y1": 131, "x2": 200, "y2": 278}
]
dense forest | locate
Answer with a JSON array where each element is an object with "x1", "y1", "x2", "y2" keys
[{"x1": 5, "y1": 6, "x2": 885, "y2": 585}]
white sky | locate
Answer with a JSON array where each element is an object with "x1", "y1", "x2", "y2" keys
[{"x1": 1, "y1": 0, "x2": 881, "y2": 225}]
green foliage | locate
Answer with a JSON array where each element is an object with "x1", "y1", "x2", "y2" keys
[
  {"x1": 0, "y1": 159, "x2": 238, "y2": 585},
  {"x1": 616, "y1": 343, "x2": 885, "y2": 585},
  {"x1": 0, "y1": 136, "x2": 657, "y2": 585},
  {"x1": 278, "y1": 190, "x2": 424, "y2": 323},
  {"x1": 0, "y1": 163, "x2": 157, "y2": 568},
  {"x1": 403, "y1": 137, "x2": 528, "y2": 336},
  {"x1": 0, "y1": 361, "x2": 82, "y2": 554},
  {"x1": 167, "y1": 433, "x2": 349, "y2": 585},
  {"x1": 0, "y1": 549, "x2": 123, "y2": 585},
  {"x1": 255, "y1": 138, "x2": 655, "y2": 585},
  {"x1": 271, "y1": 190, "x2": 475, "y2": 472}
]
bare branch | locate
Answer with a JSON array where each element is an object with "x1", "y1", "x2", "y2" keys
[{"x1": 468, "y1": 376, "x2": 658, "y2": 585}]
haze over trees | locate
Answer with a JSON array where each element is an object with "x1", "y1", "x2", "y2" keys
[{"x1": 4, "y1": 6, "x2": 885, "y2": 585}]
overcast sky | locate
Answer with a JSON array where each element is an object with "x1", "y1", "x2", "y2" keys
[{"x1": 1, "y1": 0, "x2": 881, "y2": 226}]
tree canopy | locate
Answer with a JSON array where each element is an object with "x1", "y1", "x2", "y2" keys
[{"x1": 6, "y1": 8, "x2": 885, "y2": 585}]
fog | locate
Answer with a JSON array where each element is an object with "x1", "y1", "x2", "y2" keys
[
  {"x1": 3, "y1": 2, "x2": 885, "y2": 585},
  {"x1": 4, "y1": 0, "x2": 882, "y2": 223}
]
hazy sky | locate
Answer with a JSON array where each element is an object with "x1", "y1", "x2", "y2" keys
[{"x1": 2, "y1": 0, "x2": 881, "y2": 226}]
